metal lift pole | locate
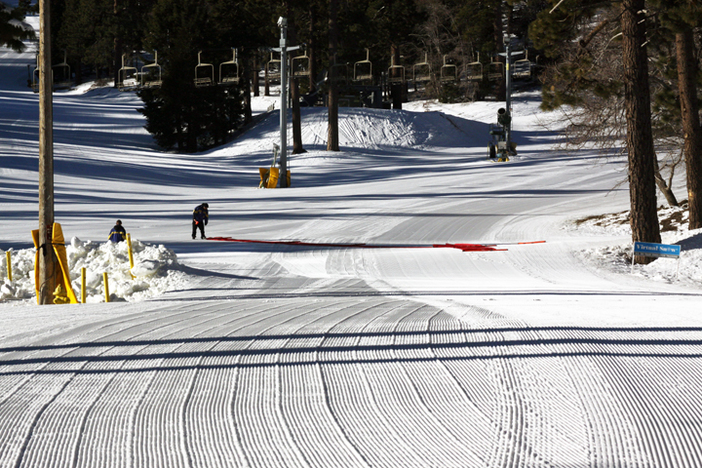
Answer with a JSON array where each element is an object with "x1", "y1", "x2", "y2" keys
[
  {"x1": 273, "y1": 17, "x2": 300, "y2": 188},
  {"x1": 278, "y1": 17, "x2": 288, "y2": 188}
]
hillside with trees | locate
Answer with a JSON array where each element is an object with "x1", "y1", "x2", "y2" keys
[{"x1": 5, "y1": 0, "x2": 702, "y2": 244}]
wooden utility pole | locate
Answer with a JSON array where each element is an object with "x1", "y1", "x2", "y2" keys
[{"x1": 38, "y1": 0, "x2": 57, "y2": 304}]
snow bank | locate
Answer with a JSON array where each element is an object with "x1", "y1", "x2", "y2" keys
[
  {"x1": 0, "y1": 238, "x2": 188, "y2": 304},
  {"x1": 571, "y1": 204, "x2": 702, "y2": 288}
]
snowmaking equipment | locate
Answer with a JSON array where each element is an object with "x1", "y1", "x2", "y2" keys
[
  {"x1": 488, "y1": 108, "x2": 515, "y2": 162},
  {"x1": 488, "y1": 36, "x2": 521, "y2": 162}
]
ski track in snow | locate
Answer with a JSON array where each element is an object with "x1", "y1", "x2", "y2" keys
[
  {"x1": 6, "y1": 288, "x2": 702, "y2": 467},
  {"x1": 4, "y1": 37, "x2": 702, "y2": 467}
]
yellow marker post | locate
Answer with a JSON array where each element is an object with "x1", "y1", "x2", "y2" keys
[
  {"x1": 81, "y1": 267, "x2": 86, "y2": 304},
  {"x1": 126, "y1": 233, "x2": 135, "y2": 279},
  {"x1": 103, "y1": 272, "x2": 110, "y2": 303},
  {"x1": 5, "y1": 251, "x2": 11, "y2": 282}
]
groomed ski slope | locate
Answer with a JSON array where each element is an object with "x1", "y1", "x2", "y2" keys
[{"x1": 2, "y1": 34, "x2": 702, "y2": 467}]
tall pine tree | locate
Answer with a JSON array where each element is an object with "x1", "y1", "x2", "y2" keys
[
  {"x1": 1, "y1": 1, "x2": 35, "y2": 52},
  {"x1": 531, "y1": 0, "x2": 661, "y2": 259},
  {"x1": 138, "y1": 0, "x2": 245, "y2": 152},
  {"x1": 656, "y1": 1, "x2": 702, "y2": 229}
]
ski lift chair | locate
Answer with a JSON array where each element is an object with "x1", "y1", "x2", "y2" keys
[
  {"x1": 219, "y1": 48, "x2": 240, "y2": 85},
  {"x1": 52, "y1": 51, "x2": 73, "y2": 90},
  {"x1": 387, "y1": 55, "x2": 405, "y2": 85},
  {"x1": 464, "y1": 53, "x2": 482, "y2": 82},
  {"x1": 118, "y1": 54, "x2": 139, "y2": 91},
  {"x1": 292, "y1": 51, "x2": 311, "y2": 79},
  {"x1": 194, "y1": 51, "x2": 215, "y2": 87},
  {"x1": 512, "y1": 50, "x2": 532, "y2": 80},
  {"x1": 353, "y1": 48, "x2": 373, "y2": 83},
  {"x1": 31, "y1": 55, "x2": 40, "y2": 92},
  {"x1": 266, "y1": 52, "x2": 281, "y2": 84},
  {"x1": 412, "y1": 53, "x2": 431, "y2": 84},
  {"x1": 440, "y1": 55, "x2": 458, "y2": 83},
  {"x1": 141, "y1": 51, "x2": 162, "y2": 88},
  {"x1": 487, "y1": 58, "x2": 504, "y2": 82}
]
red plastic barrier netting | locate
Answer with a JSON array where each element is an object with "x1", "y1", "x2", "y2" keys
[{"x1": 207, "y1": 237, "x2": 506, "y2": 252}]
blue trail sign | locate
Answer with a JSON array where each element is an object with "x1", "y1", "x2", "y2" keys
[
  {"x1": 633, "y1": 242, "x2": 681, "y2": 258},
  {"x1": 631, "y1": 241, "x2": 682, "y2": 277}
]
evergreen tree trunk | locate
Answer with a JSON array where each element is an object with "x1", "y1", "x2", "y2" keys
[
  {"x1": 113, "y1": 0, "x2": 121, "y2": 88},
  {"x1": 291, "y1": 76, "x2": 305, "y2": 154},
  {"x1": 252, "y1": 52, "x2": 259, "y2": 98},
  {"x1": 75, "y1": 57, "x2": 82, "y2": 85},
  {"x1": 621, "y1": 0, "x2": 661, "y2": 262},
  {"x1": 287, "y1": 13, "x2": 304, "y2": 155},
  {"x1": 308, "y1": 5, "x2": 317, "y2": 94},
  {"x1": 494, "y1": 0, "x2": 506, "y2": 101},
  {"x1": 675, "y1": 27, "x2": 702, "y2": 229},
  {"x1": 113, "y1": 40, "x2": 121, "y2": 87},
  {"x1": 243, "y1": 72, "x2": 252, "y2": 125},
  {"x1": 390, "y1": 44, "x2": 402, "y2": 109},
  {"x1": 327, "y1": 0, "x2": 339, "y2": 152}
]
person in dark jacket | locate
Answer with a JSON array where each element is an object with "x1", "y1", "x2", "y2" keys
[
  {"x1": 192, "y1": 203, "x2": 209, "y2": 239},
  {"x1": 108, "y1": 220, "x2": 126, "y2": 242}
]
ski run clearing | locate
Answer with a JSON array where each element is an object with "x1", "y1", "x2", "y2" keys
[{"x1": 3, "y1": 27, "x2": 702, "y2": 468}]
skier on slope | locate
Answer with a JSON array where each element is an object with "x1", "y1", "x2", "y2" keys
[
  {"x1": 192, "y1": 203, "x2": 209, "y2": 239},
  {"x1": 108, "y1": 220, "x2": 126, "y2": 242}
]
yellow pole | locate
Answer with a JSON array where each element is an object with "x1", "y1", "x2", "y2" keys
[
  {"x1": 126, "y1": 233, "x2": 135, "y2": 278},
  {"x1": 103, "y1": 272, "x2": 110, "y2": 303},
  {"x1": 81, "y1": 267, "x2": 86, "y2": 303},
  {"x1": 5, "y1": 251, "x2": 11, "y2": 282}
]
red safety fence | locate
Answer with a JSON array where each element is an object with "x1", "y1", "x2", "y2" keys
[{"x1": 206, "y1": 237, "x2": 517, "y2": 252}]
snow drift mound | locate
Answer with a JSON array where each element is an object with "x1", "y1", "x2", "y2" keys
[
  {"x1": 570, "y1": 205, "x2": 702, "y2": 288},
  {"x1": 225, "y1": 106, "x2": 490, "y2": 157},
  {"x1": 1, "y1": 238, "x2": 188, "y2": 304}
]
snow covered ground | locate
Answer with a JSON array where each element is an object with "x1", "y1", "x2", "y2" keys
[{"x1": 2, "y1": 27, "x2": 702, "y2": 467}]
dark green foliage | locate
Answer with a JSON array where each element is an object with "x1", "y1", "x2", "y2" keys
[
  {"x1": 439, "y1": 81, "x2": 471, "y2": 103},
  {"x1": 56, "y1": 0, "x2": 157, "y2": 81},
  {"x1": 137, "y1": 0, "x2": 245, "y2": 152},
  {"x1": 138, "y1": 83, "x2": 244, "y2": 153},
  {"x1": 138, "y1": 87, "x2": 182, "y2": 151},
  {"x1": 0, "y1": 0, "x2": 35, "y2": 52},
  {"x1": 647, "y1": 1, "x2": 702, "y2": 132},
  {"x1": 47, "y1": 0, "x2": 553, "y2": 150},
  {"x1": 456, "y1": 0, "x2": 500, "y2": 57},
  {"x1": 325, "y1": 0, "x2": 427, "y2": 77},
  {"x1": 58, "y1": 0, "x2": 113, "y2": 70},
  {"x1": 652, "y1": 87, "x2": 680, "y2": 131}
]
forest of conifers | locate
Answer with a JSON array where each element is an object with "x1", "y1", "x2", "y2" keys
[{"x1": 2, "y1": 0, "x2": 702, "y2": 238}]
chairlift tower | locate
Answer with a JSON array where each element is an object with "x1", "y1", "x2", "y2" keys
[{"x1": 272, "y1": 17, "x2": 300, "y2": 188}]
